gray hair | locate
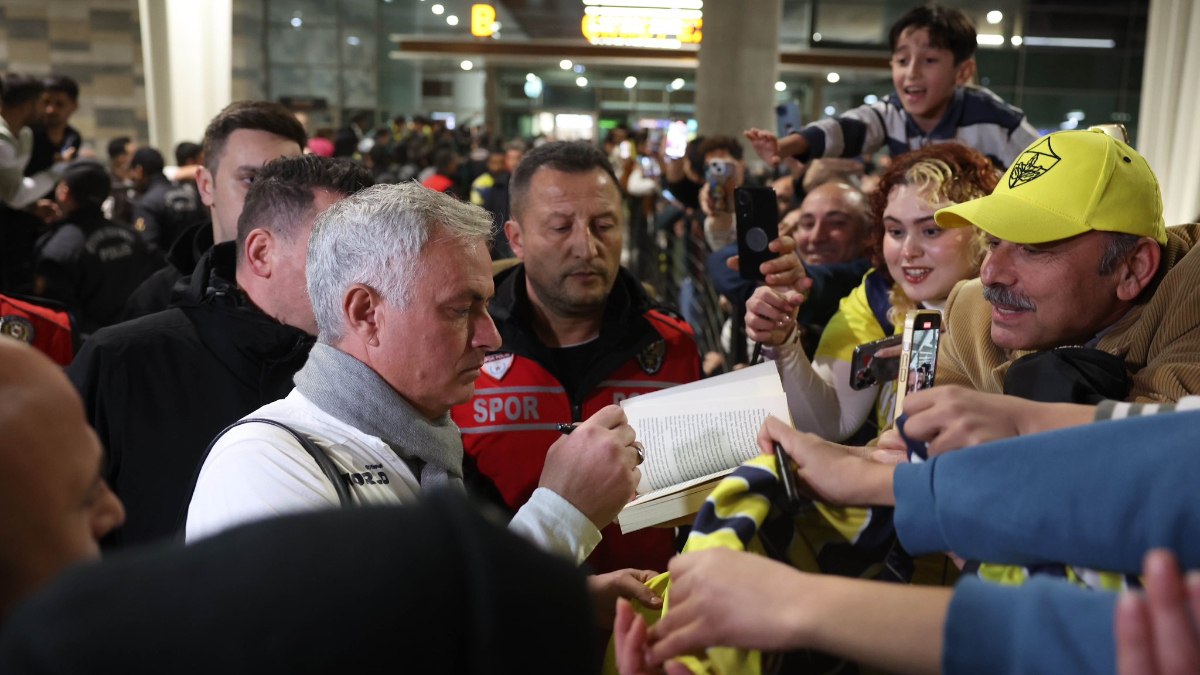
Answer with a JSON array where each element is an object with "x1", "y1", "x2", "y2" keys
[
  {"x1": 306, "y1": 182, "x2": 493, "y2": 343},
  {"x1": 1097, "y1": 232, "x2": 1143, "y2": 276}
]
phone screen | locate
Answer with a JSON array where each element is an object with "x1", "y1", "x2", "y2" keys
[
  {"x1": 664, "y1": 121, "x2": 688, "y2": 159},
  {"x1": 893, "y1": 310, "x2": 941, "y2": 421}
]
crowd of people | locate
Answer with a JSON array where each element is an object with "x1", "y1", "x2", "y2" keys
[{"x1": 1, "y1": 2, "x2": 1197, "y2": 673}]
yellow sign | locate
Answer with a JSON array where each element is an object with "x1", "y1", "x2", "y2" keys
[
  {"x1": 581, "y1": 13, "x2": 702, "y2": 48},
  {"x1": 471, "y1": 4, "x2": 496, "y2": 37}
]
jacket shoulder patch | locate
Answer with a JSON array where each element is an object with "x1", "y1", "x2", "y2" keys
[{"x1": 636, "y1": 339, "x2": 666, "y2": 375}]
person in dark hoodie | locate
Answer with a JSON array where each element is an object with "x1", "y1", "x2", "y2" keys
[
  {"x1": 120, "y1": 101, "x2": 306, "y2": 320},
  {"x1": 33, "y1": 160, "x2": 159, "y2": 337},
  {"x1": 67, "y1": 155, "x2": 372, "y2": 550}
]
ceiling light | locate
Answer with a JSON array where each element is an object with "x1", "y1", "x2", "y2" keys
[
  {"x1": 1011, "y1": 35, "x2": 1024, "y2": 46},
  {"x1": 431, "y1": 4, "x2": 444, "y2": 15},
  {"x1": 290, "y1": 17, "x2": 302, "y2": 28},
  {"x1": 826, "y1": 72, "x2": 840, "y2": 83},
  {"x1": 774, "y1": 81, "x2": 787, "y2": 92},
  {"x1": 446, "y1": 15, "x2": 459, "y2": 25},
  {"x1": 670, "y1": 78, "x2": 684, "y2": 90},
  {"x1": 1022, "y1": 36, "x2": 1116, "y2": 48},
  {"x1": 460, "y1": 60, "x2": 473, "y2": 71},
  {"x1": 576, "y1": 76, "x2": 588, "y2": 87},
  {"x1": 525, "y1": 73, "x2": 536, "y2": 82},
  {"x1": 986, "y1": 10, "x2": 1003, "y2": 24},
  {"x1": 824, "y1": 105, "x2": 836, "y2": 116},
  {"x1": 560, "y1": 59, "x2": 573, "y2": 70},
  {"x1": 977, "y1": 34, "x2": 1005, "y2": 46},
  {"x1": 624, "y1": 76, "x2": 638, "y2": 89},
  {"x1": 812, "y1": 32, "x2": 822, "y2": 42}
]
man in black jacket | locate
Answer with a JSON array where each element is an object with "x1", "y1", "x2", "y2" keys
[
  {"x1": 128, "y1": 147, "x2": 204, "y2": 254},
  {"x1": 67, "y1": 155, "x2": 372, "y2": 549},
  {"x1": 121, "y1": 100, "x2": 306, "y2": 320},
  {"x1": 33, "y1": 160, "x2": 159, "y2": 336}
]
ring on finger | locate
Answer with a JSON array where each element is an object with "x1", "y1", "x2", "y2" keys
[{"x1": 632, "y1": 441, "x2": 645, "y2": 465}]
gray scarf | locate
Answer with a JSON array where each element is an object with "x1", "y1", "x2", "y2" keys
[{"x1": 294, "y1": 342, "x2": 464, "y2": 489}]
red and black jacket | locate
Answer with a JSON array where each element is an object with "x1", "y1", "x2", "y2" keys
[{"x1": 452, "y1": 265, "x2": 700, "y2": 573}]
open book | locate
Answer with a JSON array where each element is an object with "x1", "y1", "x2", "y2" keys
[{"x1": 617, "y1": 362, "x2": 792, "y2": 533}]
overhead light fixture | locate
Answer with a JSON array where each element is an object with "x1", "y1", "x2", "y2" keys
[
  {"x1": 670, "y1": 77, "x2": 684, "y2": 90},
  {"x1": 345, "y1": 35, "x2": 361, "y2": 46},
  {"x1": 560, "y1": 59, "x2": 573, "y2": 70},
  {"x1": 431, "y1": 4, "x2": 444, "y2": 15},
  {"x1": 525, "y1": 73, "x2": 537, "y2": 82},
  {"x1": 812, "y1": 32, "x2": 822, "y2": 42},
  {"x1": 824, "y1": 105, "x2": 836, "y2": 116},
  {"x1": 290, "y1": 17, "x2": 302, "y2": 28},
  {"x1": 1022, "y1": 36, "x2": 1116, "y2": 48},
  {"x1": 581, "y1": 0, "x2": 703, "y2": 7},
  {"x1": 576, "y1": 76, "x2": 589, "y2": 87},
  {"x1": 986, "y1": 10, "x2": 1003, "y2": 24},
  {"x1": 774, "y1": 81, "x2": 787, "y2": 92},
  {"x1": 446, "y1": 15, "x2": 459, "y2": 25},
  {"x1": 976, "y1": 34, "x2": 1005, "y2": 46},
  {"x1": 624, "y1": 76, "x2": 638, "y2": 88},
  {"x1": 1011, "y1": 35, "x2": 1024, "y2": 46},
  {"x1": 460, "y1": 60, "x2": 474, "y2": 71},
  {"x1": 1066, "y1": 110, "x2": 1086, "y2": 121},
  {"x1": 826, "y1": 72, "x2": 840, "y2": 83}
]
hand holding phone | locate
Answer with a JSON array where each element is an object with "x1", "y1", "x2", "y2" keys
[
  {"x1": 849, "y1": 334, "x2": 902, "y2": 390},
  {"x1": 734, "y1": 186, "x2": 779, "y2": 281}
]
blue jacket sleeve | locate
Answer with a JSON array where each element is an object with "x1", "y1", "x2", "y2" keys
[
  {"x1": 894, "y1": 410, "x2": 1200, "y2": 571},
  {"x1": 943, "y1": 577, "x2": 1114, "y2": 675}
]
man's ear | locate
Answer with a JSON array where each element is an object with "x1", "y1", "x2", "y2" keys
[
  {"x1": 342, "y1": 284, "x2": 383, "y2": 347},
  {"x1": 1115, "y1": 237, "x2": 1162, "y2": 302},
  {"x1": 504, "y1": 219, "x2": 525, "y2": 259},
  {"x1": 242, "y1": 228, "x2": 273, "y2": 279},
  {"x1": 955, "y1": 58, "x2": 977, "y2": 86},
  {"x1": 196, "y1": 166, "x2": 215, "y2": 207}
]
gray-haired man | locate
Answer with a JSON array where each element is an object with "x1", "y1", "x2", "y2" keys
[{"x1": 186, "y1": 183, "x2": 655, "y2": 611}]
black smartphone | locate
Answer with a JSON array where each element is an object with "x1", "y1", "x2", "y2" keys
[
  {"x1": 893, "y1": 309, "x2": 942, "y2": 422},
  {"x1": 849, "y1": 334, "x2": 902, "y2": 390},
  {"x1": 734, "y1": 186, "x2": 779, "y2": 281}
]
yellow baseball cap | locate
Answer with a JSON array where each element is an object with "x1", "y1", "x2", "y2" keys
[{"x1": 935, "y1": 129, "x2": 1167, "y2": 246}]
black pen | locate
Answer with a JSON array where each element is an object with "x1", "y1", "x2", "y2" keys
[
  {"x1": 775, "y1": 442, "x2": 804, "y2": 512},
  {"x1": 557, "y1": 422, "x2": 578, "y2": 435}
]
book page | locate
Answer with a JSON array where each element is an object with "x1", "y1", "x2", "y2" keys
[
  {"x1": 630, "y1": 361, "x2": 780, "y2": 406},
  {"x1": 626, "y1": 394, "x2": 790, "y2": 493}
]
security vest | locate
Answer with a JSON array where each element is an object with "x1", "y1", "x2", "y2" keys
[{"x1": 452, "y1": 266, "x2": 701, "y2": 573}]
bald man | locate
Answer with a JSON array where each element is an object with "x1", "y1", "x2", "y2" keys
[{"x1": 0, "y1": 337, "x2": 124, "y2": 620}]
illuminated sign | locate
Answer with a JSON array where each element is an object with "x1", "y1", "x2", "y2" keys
[
  {"x1": 471, "y1": 4, "x2": 496, "y2": 37},
  {"x1": 580, "y1": 1, "x2": 703, "y2": 49}
]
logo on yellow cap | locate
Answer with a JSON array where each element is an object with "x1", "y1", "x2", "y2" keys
[{"x1": 1008, "y1": 137, "x2": 1061, "y2": 189}]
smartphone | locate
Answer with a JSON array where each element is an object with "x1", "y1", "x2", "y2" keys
[
  {"x1": 734, "y1": 186, "x2": 779, "y2": 281},
  {"x1": 849, "y1": 334, "x2": 902, "y2": 390},
  {"x1": 892, "y1": 309, "x2": 941, "y2": 421},
  {"x1": 664, "y1": 121, "x2": 688, "y2": 159}
]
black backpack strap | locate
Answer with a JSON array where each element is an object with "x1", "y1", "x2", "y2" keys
[{"x1": 180, "y1": 418, "x2": 354, "y2": 539}]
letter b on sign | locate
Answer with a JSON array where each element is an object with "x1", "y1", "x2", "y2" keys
[{"x1": 471, "y1": 4, "x2": 496, "y2": 37}]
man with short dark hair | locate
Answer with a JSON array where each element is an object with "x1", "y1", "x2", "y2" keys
[
  {"x1": 34, "y1": 160, "x2": 158, "y2": 335},
  {"x1": 26, "y1": 76, "x2": 82, "y2": 184},
  {"x1": 122, "y1": 100, "x2": 307, "y2": 319},
  {"x1": 68, "y1": 155, "x2": 372, "y2": 549},
  {"x1": 129, "y1": 147, "x2": 205, "y2": 253},
  {"x1": 452, "y1": 141, "x2": 702, "y2": 573},
  {"x1": 104, "y1": 136, "x2": 136, "y2": 225},
  {"x1": 0, "y1": 73, "x2": 75, "y2": 292}
]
